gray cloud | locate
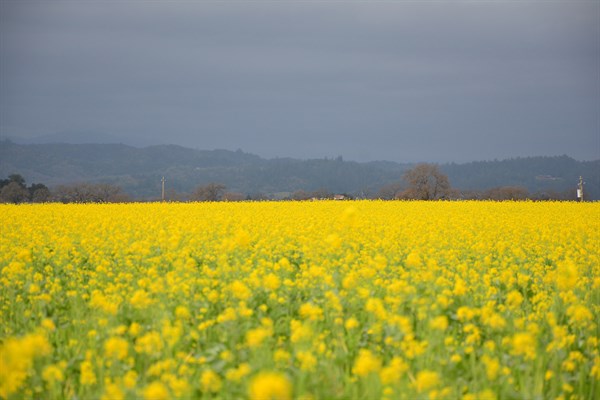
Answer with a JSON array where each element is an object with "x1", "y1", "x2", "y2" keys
[{"x1": 1, "y1": 0, "x2": 598, "y2": 162}]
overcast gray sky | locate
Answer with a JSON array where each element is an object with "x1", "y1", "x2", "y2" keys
[{"x1": 1, "y1": 0, "x2": 598, "y2": 162}]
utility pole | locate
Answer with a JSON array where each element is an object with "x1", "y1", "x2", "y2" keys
[
  {"x1": 161, "y1": 177, "x2": 165, "y2": 202},
  {"x1": 577, "y1": 176, "x2": 584, "y2": 202}
]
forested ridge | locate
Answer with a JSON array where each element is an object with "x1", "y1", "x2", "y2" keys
[{"x1": 1, "y1": 140, "x2": 597, "y2": 200}]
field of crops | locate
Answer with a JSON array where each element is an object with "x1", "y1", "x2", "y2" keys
[{"x1": 1, "y1": 201, "x2": 598, "y2": 399}]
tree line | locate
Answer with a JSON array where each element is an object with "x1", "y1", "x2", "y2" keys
[
  {"x1": 0, "y1": 174, "x2": 51, "y2": 203},
  {"x1": 0, "y1": 174, "x2": 130, "y2": 204},
  {"x1": 0, "y1": 164, "x2": 582, "y2": 204},
  {"x1": 4, "y1": 141, "x2": 596, "y2": 199},
  {"x1": 376, "y1": 164, "x2": 577, "y2": 201}
]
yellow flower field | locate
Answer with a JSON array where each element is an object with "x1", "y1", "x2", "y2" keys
[{"x1": 1, "y1": 201, "x2": 598, "y2": 399}]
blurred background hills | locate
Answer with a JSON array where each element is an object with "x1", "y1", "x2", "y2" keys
[{"x1": 1, "y1": 139, "x2": 597, "y2": 200}]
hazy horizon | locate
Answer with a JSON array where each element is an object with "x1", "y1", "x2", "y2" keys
[
  {"x1": 5, "y1": 133, "x2": 598, "y2": 166},
  {"x1": 1, "y1": 1, "x2": 599, "y2": 163}
]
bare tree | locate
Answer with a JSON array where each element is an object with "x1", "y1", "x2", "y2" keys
[
  {"x1": 29, "y1": 183, "x2": 50, "y2": 203},
  {"x1": 483, "y1": 186, "x2": 529, "y2": 201},
  {"x1": 223, "y1": 192, "x2": 245, "y2": 201},
  {"x1": 291, "y1": 190, "x2": 311, "y2": 201},
  {"x1": 457, "y1": 189, "x2": 483, "y2": 200},
  {"x1": 192, "y1": 183, "x2": 226, "y2": 201},
  {"x1": 377, "y1": 182, "x2": 404, "y2": 200},
  {"x1": 401, "y1": 163, "x2": 452, "y2": 200},
  {"x1": 93, "y1": 183, "x2": 128, "y2": 202},
  {"x1": 0, "y1": 182, "x2": 30, "y2": 203},
  {"x1": 51, "y1": 182, "x2": 129, "y2": 203},
  {"x1": 0, "y1": 175, "x2": 52, "y2": 203},
  {"x1": 52, "y1": 183, "x2": 90, "y2": 203}
]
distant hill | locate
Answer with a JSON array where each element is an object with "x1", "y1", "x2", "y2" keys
[
  {"x1": 1, "y1": 140, "x2": 597, "y2": 200},
  {"x1": 9, "y1": 131, "x2": 153, "y2": 147},
  {"x1": 442, "y1": 156, "x2": 599, "y2": 197}
]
